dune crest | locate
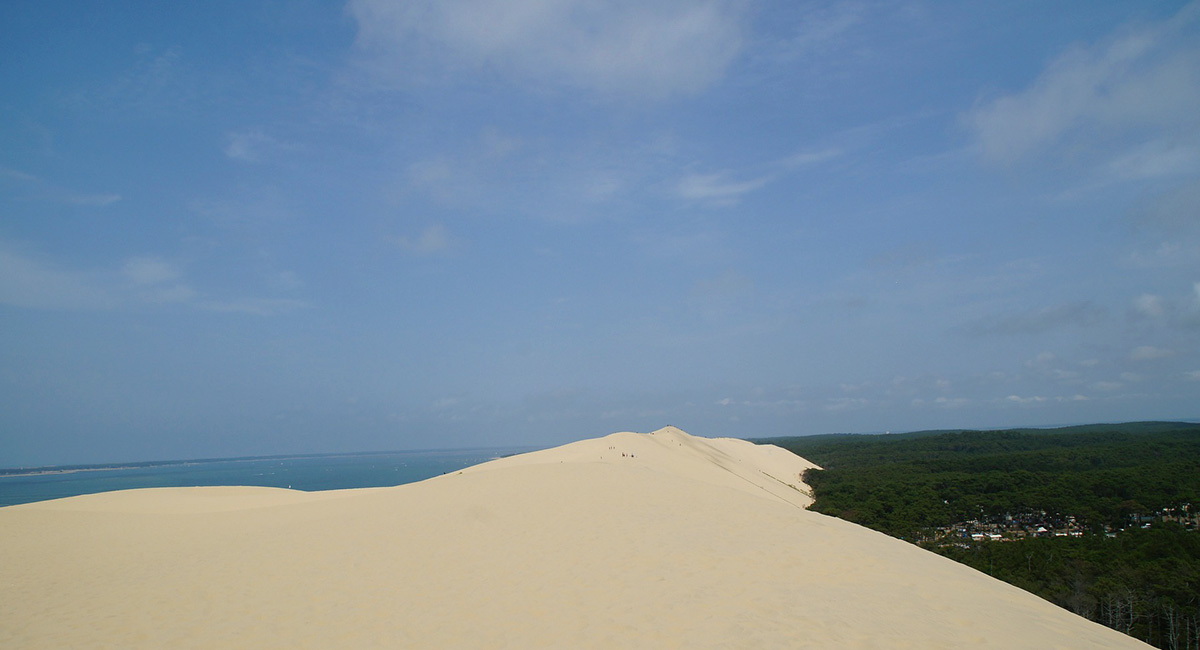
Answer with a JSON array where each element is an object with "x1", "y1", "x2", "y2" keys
[
  {"x1": 0, "y1": 427, "x2": 1148, "y2": 649},
  {"x1": 460, "y1": 426, "x2": 821, "y2": 509}
]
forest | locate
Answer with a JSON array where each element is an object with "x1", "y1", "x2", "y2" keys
[{"x1": 756, "y1": 422, "x2": 1200, "y2": 649}]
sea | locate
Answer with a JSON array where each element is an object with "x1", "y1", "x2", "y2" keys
[{"x1": 0, "y1": 447, "x2": 538, "y2": 508}]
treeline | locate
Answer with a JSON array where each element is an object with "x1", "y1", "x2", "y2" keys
[
  {"x1": 763, "y1": 423, "x2": 1200, "y2": 538},
  {"x1": 756, "y1": 422, "x2": 1200, "y2": 650},
  {"x1": 939, "y1": 526, "x2": 1200, "y2": 649}
]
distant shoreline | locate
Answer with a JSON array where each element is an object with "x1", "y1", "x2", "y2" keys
[{"x1": 0, "y1": 446, "x2": 537, "y2": 479}]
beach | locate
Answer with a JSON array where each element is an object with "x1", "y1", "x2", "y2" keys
[{"x1": 0, "y1": 426, "x2": 1149, "y2": 648}]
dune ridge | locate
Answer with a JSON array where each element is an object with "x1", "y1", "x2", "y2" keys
[{"x1": 0, "y1": 427, "x2": 1148, "y2": 648}]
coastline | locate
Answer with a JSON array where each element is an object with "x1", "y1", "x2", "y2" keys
[{"x1": 0, "y1": 446, "x2": 535, "y2": 508}]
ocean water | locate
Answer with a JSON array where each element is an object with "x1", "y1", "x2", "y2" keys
[{"x1": 0, "y1": 447, "x2": 535, "y2": 508}]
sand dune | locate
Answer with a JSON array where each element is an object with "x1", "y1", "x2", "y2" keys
[{"x1": 0, "y1": 426, "x2": 1148, "y2": 648}]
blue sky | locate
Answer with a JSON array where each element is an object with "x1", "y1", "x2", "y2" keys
[{"x1": 2, "y1": 1, "x2": 1198, "y2": 465}]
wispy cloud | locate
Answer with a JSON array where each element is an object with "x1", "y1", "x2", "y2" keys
[
  {"x1": 64, "y1": 192, "x2": 122, "y2": 206},
  {"x1": 770, "y1": 1, "x2": 864, "y2": 61},
  {"x1": 223, "y1": 129, "x2": 297, "y2": 163},
  {"x1": 963, "y1": 301, "x2": 1107, "y2": 336},
  {"x1": 122, "y1": 256, "x2": 181, "y2": 285},
  {"x1": 1107, "y1": 140, "x2": 1199, "y2": 181},
  {"x1": 686, "y1": 270, "x2": 755, "y2": 322},
  {"x1": 965, "y1": 2, "x2": 1200, "y2": 164},
  {"x1": 824, "y1": 396, "x2": 868, "y2": 412},
  {"x1": 0, "y1": 241, "x2": 306, "y2": 315},
  {"x1": 1132, "y1": 178, "x2": 1200, "y2": 235},
  {"x1": 0, "y1": 242, "x2": 114, "y2": 310},
  {"x1": 392, "y1": 223, "x2": 454, "y2": 255},
  {"x1": 1003, "y1": 394, "x2": 1090, "y2": 406},
  {"x1": 1126, "y1": 283, "x2": 1200, "y2": 328},
  {"x1": 348, "y1": 0, "x2": 746, "y2": 99},
  {"x1": 1129, "y1": 345, "x2": 1174, "y2": 361},
  {"x1": 675, "y1": 148, "x2": 842, "y2": 204},
  {"x1": 0, "y1": 167, "x2": 121, "y2": 206},
  {"x1": 0, "y1": 167, "x2": 38, "y2": 183},
  {"x1": 400, "y1": 127, "x2": 528, "y2": 203},
  {"x1": 62, "y1": 44, "x2": 203, "y2": 120},
  {"x1": 195, "y1": 298, "x2": 309, "y2": 316},
  {"x1": 1132, "y1": 293, "x2": 1167, "y2": 319},
  {"x1": 1091, "y1": 381, "x2": 1123, "y2": 392},
  {"x1": 189, "y1": 188, "x2": 292, "y2": 234},
  {"x1": 399, "y1": 127, "x2": 652, "y2": 223},
  {"x1": 782, "y1": 148, "x2": 842, "y2": 168},
  {"x1": 676, "y1": 172, "x2": 770, "y2": 203}
]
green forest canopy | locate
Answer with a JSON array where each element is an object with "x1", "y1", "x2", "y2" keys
[
  {"x1": 753, "y1": 422, "x2": 1200, "y2": 650},
  {"x1": 756, "y1": 421, "x2": 1200, "y2": 539}
]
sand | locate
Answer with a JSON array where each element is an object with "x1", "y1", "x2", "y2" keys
[{"x1": 0, "y1": 426, "x2": 1149, "y2": 649}]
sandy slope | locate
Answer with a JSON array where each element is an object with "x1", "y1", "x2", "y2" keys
[{"x1": 0, "y1": 426, "x2": 1148, "y2": 649}]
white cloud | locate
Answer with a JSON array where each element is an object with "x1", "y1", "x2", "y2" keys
[
  {"x1": 197, "y1": 298, "x2": 309, "y2": 316},
  {"x1": 686, "y1": 270, "x2": 754, "y2": 321},
  {"x1": 0, "y1": 240, "x2": 307, "y2": 315},
  {"x1": 348, "y1": 0, "x2": 745, "y2": 99},
  {"x1": 997, "y1": 391, "x2": 1087, "y2": 406},
  {"x1": 933, "y1": 396, "x2": 970, "y2": 409},
  {"x1": 676, "y1": 172, "x2": 770, "y2": 202},
  {"x1": 1127, "y1": 285, "x2": 1200, "y2": 328},
  {"x1": 1133, "y1": 293, "x2": 1166, "y2": 318},
  {"x1": 770, "y1": 2, "x2": 864, "y2": 61},
  {"x1": 406, "y1": 159, "x2": 455, "y2": 196},
  {"x1": 825, "y1": 397, "x2": 868, "y2": 412},
  {"x1": 478, "y1": 127, "x2": 522, "y2": 159},
  {"x1": 108, "y1": 46, "x2": 184, "y2": 110},
  {"x1": 1126, "y1": 240, "x2": 1200, "y2": 269},
  {"x1": 966, "y1": 3, "x2": 1200, "y2": 163},
  {"x1": 690, "y1": 271, "x2": 752, "y2": 300},
  {"x1": 1108, "y1": 140, "x2": 1199, "y2": 180},
  {"x1": 394, "y1": 224, "x2": 453, "y2": 255},
  {"x1": 269, "y1": 271, "x2": 304, "y2": 292},
  {"x1": 120, "y1": 257, "x2": 197, "y2": 303},
  {"x1": 0, "y1": 245, "x2": 198, "y2": 311},
  {"x1": 0, "y1": 243, "x2": 113, "y2": 310},
  {"x1": 965, "y1": 301, "x2": 1106, "y2": 335},
  {"x1": 783, "y1": 148, "x2": 842, "y2": 168},
  {"x1": 143, "y1": 284, "x2": 198, "y2": 304},
  {"x1": 0, "y1": 166, "x2": 121, "y2": 206},
  {"x1": 122, "y1": 257, "x2": 180, "y2": 285},
  {"x1": 431, "y1": 397, "x2": 463, "y2": 410},
  {"x1": 1130, "y1": 345, "x2": 1174, "y2": 361},
  {"x1": 223, "y1": 129, "x2": 295, "y2": 163},
  {"x1": 401, "y1": 129, "x2": 531, "y2": 210},
  {"x1": 1135, "y1": 179, "x2": 1200, "y2": 235},
  {"x1": 64, "y1": 192, "x2": 122, "y2": 206},
  {"x1": 190, "y1": 189, "x2": 291, "y2": 232},
  {"x1": 0, "y1": 167, "x2": 38, "y2": 183},
  {"x1": 400, "y1": 128, "x2": 659, "y2": 223},
  {"x1": 675, "y1": 148, "x2": 841, "y2": 205}
]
